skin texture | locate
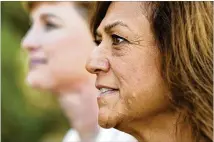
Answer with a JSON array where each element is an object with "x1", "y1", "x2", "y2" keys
[
  {"x1": 86, "y1": 2, "x2": 192, "y2": 142},
  {"x1": 87, "y1": 1, "x2": 170, "y2": 129},
  {"x1": 21, "y1": 2, "x2": 99, "y2": 141}
]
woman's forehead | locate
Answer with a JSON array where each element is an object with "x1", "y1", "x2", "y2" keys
[
  {"x1": 106, "y1": 2, "x2": 143, "y2": 19},
  {"x1": 28, "y1": 2, "x2": 59, "y2": 14},
  {"x1": 97, "y1": 2, "x2": 151, "y2": 36},
  {"x1": 102, "y1": 2, "x2": 153, "y2": 25},
  {"x1": 30, "y1": 2, "x2": 74, "y2": 20}
]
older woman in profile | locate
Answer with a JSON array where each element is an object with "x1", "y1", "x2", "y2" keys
[
  {"x1": 21, "y1": 1, "x2": 137, "y2": 142},
  {"x1": 86, "y1": 2, "x2": 213, "y2": 142}
]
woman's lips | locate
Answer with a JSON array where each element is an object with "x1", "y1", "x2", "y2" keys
[
  {"x1": 98, "y1": 88, "x2": 119, "y2": 97},
  {"x1": 96, "y1": 84, "x2": 119, "y2": 97},
  {"x1": 29, "y1": 58, "x2": 47, "y2": 69}
]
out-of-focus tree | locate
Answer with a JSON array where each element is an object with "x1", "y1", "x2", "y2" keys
[{"x1": 2, "y1": 2, "x2": 69, "y2": 142}]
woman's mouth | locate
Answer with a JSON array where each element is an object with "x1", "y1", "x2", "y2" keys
[
  {"x1": 98, "y1": 88, "x2": 119, "y2": 97},
  {"x1": 29, "y1": 58, "x2": 47, "y2": 69}
]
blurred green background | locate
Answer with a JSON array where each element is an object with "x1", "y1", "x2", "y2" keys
[{"x1": 2, "y1": 2, "x2": 70, "y2": 142}]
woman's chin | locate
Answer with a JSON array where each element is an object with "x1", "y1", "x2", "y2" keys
[
  {"x1": 26, "y1": 71, "x2": 55, "y2": 91},
  {"x1": 98, "y1": 108, "x2": 118, "y2": 129}
]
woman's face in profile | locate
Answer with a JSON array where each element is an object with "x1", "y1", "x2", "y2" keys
[
  {"x1": 86, "y1": 2, "x2": 171, "y2": 128},
  {"x1": 22, "y1": 2, "x2": 94, "y2": 91}
]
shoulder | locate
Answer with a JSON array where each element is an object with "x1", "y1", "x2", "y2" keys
[
  {"x1": 62, "y1": 127, "x2": 137, "y2": 142},
  {"x1": 62, "y1": 129, "x2": 80, "y2": 142},
  {"x1": 97, "y1": 127, "x2": 137, "y2": 142}
]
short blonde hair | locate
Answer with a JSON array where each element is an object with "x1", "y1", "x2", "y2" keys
[{"x1": 22, "y1": 1, "x2": 96, "y2": 22}]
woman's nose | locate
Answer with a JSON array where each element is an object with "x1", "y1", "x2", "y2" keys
[
  {"x1": 86, "y1": 47, "x2": 110, "y2": 74},
  {"x1": 21, "y1": 29, "x2": 40, "y2": 52}
]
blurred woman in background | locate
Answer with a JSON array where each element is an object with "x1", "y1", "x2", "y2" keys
[
  {"x1": 86, "y1": 2, "x2": 213, "y2": 142},
  {"x1": 21, "y1": 2, "x2": 137, "y2": 142}
]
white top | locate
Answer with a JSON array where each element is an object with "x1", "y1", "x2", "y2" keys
[{"x1": 63, "y1": 127, "x2": 138, "y2": 142}]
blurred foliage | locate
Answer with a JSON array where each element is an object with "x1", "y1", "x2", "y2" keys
[{"x1": 2, "y1": 2, "x2": 70, "y2": 142}]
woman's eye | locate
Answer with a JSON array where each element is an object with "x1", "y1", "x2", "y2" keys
[
  {"x1": 94, "y1": 39, "x2": 102, "y2": 46},
  {"x1": 44, "y1": 21, "x2": 58, "y2": 31},
  {"x1": 112, "y1": 34, "x2": 127, "y2": 45}
]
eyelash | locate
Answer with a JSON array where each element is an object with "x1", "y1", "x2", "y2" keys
[
  {"x1": 111, "y1": 34, "x2": 128, "y2": 45},
  {"x1": 94, "y1": 34, "x2": 128, "y2": 46},
  {"x1": 44, "y1": 21, "x2": 58, "y2": 31}
]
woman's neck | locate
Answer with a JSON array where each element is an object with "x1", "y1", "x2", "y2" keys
[
  {"x1": 54, "y1": 75, "x2": 96, "y2": 95},
  {"x1": 57, "y1": 76, "x2": 99, "y2": 141},
  {"x1": 116, "y1": 109, "x2": 193, "y2": 142}
]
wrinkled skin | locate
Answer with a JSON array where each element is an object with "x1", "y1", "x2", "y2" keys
[{"x1": 86, "y1": 2, "x2": 188, "y2": 142}]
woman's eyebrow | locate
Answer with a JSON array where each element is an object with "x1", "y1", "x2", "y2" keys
[
  {"x1": 40, "y1": 13, "x2": 62, "y2": 21},
  {"x1": 104, "y1": 21, "x2": 131, "y2": 33},
  {"x1": 96, "y1": 20, "x2": 131, "y2": 36}
]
